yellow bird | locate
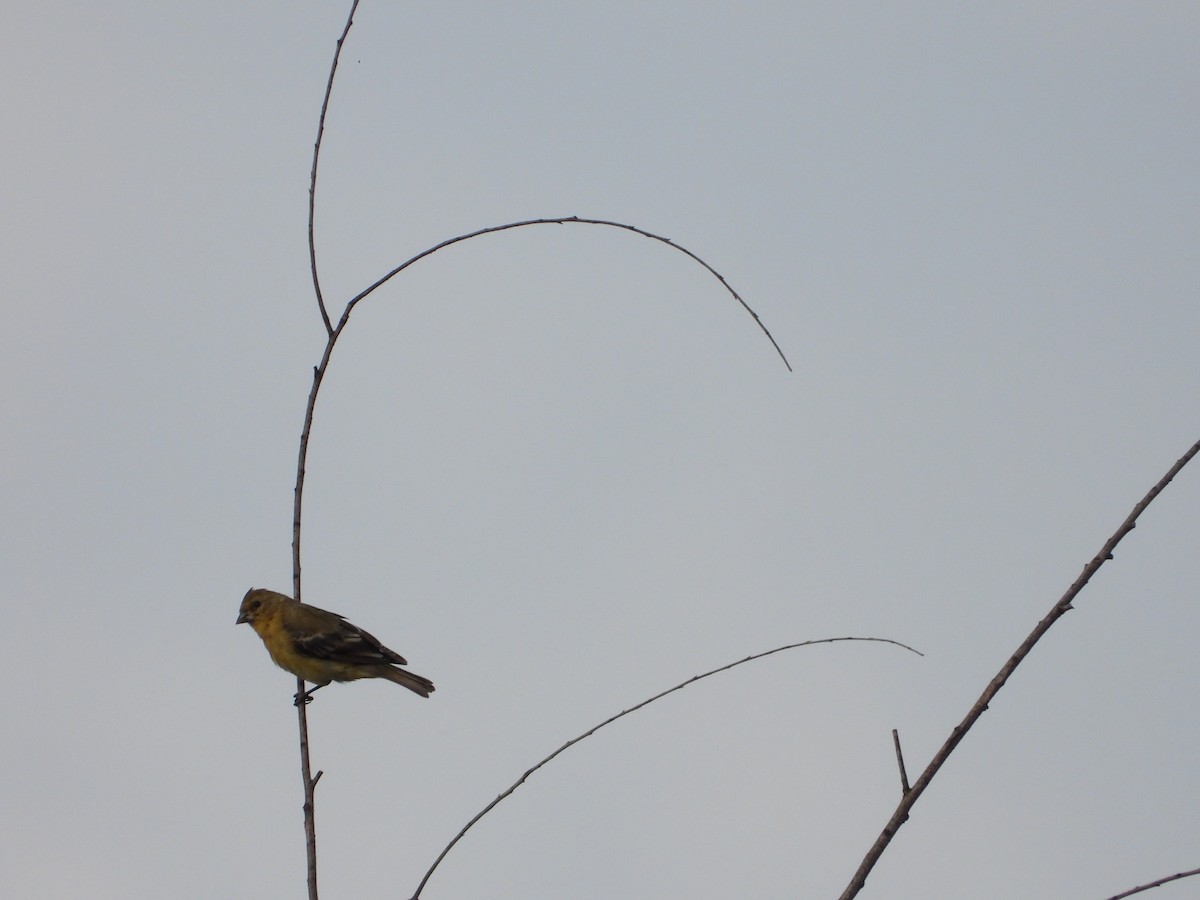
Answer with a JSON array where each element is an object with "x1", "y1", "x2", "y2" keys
[{"x1": 237, "y1": 588, "x2": 434, "y2": 700}]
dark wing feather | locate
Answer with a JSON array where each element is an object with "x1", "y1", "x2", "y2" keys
[{"x1": 285, "y1": 606, "x2": 408, "y2": 666}]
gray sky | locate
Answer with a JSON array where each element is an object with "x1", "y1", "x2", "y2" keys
[{"x1": 3, "y1": 3, "x2": 1198, "y2": 898}]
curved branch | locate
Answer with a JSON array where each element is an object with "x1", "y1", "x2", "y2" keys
[
  {"x1": 338, "y1": 216, "x2": 793, "y2": 372},
  {"x1": 410, "y1": 636, "x2": 921, "y2": 899},
  {"x1": 838, "y1": 437, "x2": 1200, "y2": 900},
  {"x1": 292, "y1": 215, "x2": 792, "y2": 624}
]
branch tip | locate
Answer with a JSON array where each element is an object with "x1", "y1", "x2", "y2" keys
[{"x1": 891, "y1": 729, "x2": 910, "y2": 795}]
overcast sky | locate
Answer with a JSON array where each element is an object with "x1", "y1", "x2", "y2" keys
[{"x1": 3, "y1": 3, "x2": 1198, "y2": 899}]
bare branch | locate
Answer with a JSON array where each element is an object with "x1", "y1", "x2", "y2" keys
[
  {"x1": 891, "y1": 729, "x2": 910, "y2": 795},
  {"x1": 296, "y1": 684, "x2": 320, "y2": 900},
  {"x1": 289, "y1": 210, "x2": 792, "y2": 679},
  {"x1": 292, "y1": 362, "x2": 328, "y2": 604},
  {"x1": 338, "y1": 216, "x2": 793, "y2": 372},
  {"x1": 307, "y1": 0, "x2": 359, "y2": 337},
  {"x1": 410, "y1": 636, "x2": 921, "y2": 899},
  {"x1": 838, "y1": 437, "x2": 1200, "y2": 900},
  {"x1": 1105, "y1": 866, "x2": 1200, "y2": 899},
  {"x1": 293, "y1": 5, "x2": 361, "y2": 899}
]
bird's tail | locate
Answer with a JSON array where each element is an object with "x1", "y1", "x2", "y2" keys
[{"x1": 382, "y1": 666, "x2": 435, "y2": 698}]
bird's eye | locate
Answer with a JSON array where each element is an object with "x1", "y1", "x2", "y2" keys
[{"x1": 250, "y1": 599, "x2": 261, "y2": 611}]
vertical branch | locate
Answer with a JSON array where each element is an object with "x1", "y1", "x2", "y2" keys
[
  {"x1": 293, "y1": 4, "x2": 361, "y2": 899},
  {"x1": 891, "y1": 730, "x2": 910, "y2": 795},
  {"x1": 308, "y1": 0, "x2": 361, "y2": 337},
  {"x1": 292, "y1": 260, "x2": 339, "y2": 900},
  {"x1": 838, "y1": 437, "x2": 1200, "y2": 900},
  {"x1": 292, "y1": 361, "x2": 331, "y2": 603},
  {"x1": 297, "y1": 692, "x2": 320, "y2": 900}
]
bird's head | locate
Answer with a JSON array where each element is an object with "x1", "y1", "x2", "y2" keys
[{"x1": 237, "y1": 587, "x2": 284, "y2": 625}]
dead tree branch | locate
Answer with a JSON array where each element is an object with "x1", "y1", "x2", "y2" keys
[
  {"x1": 1105, "y1": 865, "x2": 1200, "y2": 899},
  {"x1": 838, "y1": 437, "x2": 1200, "y2": 899}
]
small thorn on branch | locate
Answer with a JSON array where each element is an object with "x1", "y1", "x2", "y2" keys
[
  {"x1": 892, "y1": 729, "x2": 910, "y2": 795},
  {"x1": 312, "y1": 770, "x2": 323, "y2": 789}
]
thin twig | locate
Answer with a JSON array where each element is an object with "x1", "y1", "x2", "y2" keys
[
  {"x1": 338, "y1": 216, "x2": 793, "y2": 372},
  {"x1": 307, "y1": 0, "x2": 359, "y2": 337},
  {"x1": 296, "y1": 687, "x2": 319, "y2": 900},
  {"x1": 292, "y1": 363, "x2": 327, "y2": 604},
  {"x1": 891, "y1": 729, "x2": 909, "y2": 795},
  {"x1": 1105, "y1": 866, "x2": 1200, "y2": 899},
  {"x1": 410, "y1": 636, "x2": 921, "y2": 899},
  {"x1": 838, "y1": 437, "x2": 1200, "y2": 900}
]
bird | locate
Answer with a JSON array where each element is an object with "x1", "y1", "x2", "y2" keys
[{"x1": 237, "y1": 588, "x2": 434, "y2": 701}]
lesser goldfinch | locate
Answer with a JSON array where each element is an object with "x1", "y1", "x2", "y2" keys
[{"x1": 237, "y1": 588, "x2": 435, "y2": 698}]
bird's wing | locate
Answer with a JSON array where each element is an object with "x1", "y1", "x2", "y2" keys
[{"x1": 285, "y1": 608, "x2": 408, "y2": 667}]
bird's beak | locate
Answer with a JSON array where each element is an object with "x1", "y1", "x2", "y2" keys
[{"x1": 236, "y1": 611, "x2": 249, "y2": 624}]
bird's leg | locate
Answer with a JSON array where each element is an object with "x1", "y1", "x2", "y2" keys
[{"x1": 293, "y1": 683, "x2": 326, "y2": 706}]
